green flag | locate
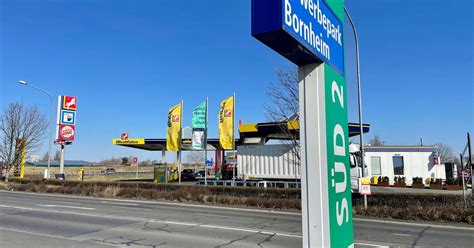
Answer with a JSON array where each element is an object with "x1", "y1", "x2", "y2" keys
[{"x1": 192, "y1": 101, "x2": 207, "y2": 129}]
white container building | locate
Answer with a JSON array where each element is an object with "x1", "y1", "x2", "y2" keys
[
  {"x1": 364, "y1": 146, "x2": 446, "y2": 186},
  {"x1": 237, "y1": 144, "x2": 300, "y2": 180}
]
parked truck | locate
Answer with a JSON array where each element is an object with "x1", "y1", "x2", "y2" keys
[{"x1": 237, "y1": 144, "x2": 365, "y2": 192}]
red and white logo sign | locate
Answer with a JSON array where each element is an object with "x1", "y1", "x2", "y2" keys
[
  {"x1": 132, "y1": 157, "x2": 138, "y2": 163},
  {"x1": 59, "y1": 125, "x2": 75, "y2": 141},
  {"x1": 63, "y1": 96, "x2": 77, "y2": 110},
  {"x1": 172, "y1": 115, "x2": 180, "y2": 122},
  {"x1": 121, "y1": 133, "x2": 129, "y2": 140},
  {"x1": 224, "y1": 109, "x2": 232, "y2": 117}
]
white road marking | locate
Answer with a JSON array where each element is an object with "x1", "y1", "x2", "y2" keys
[
  {"x1": 36, "y1": 204, "x2": 95, "y2": 210},
  {"x1": 112, "y1": 206, "x2": 150, "y2": 211},
  {"x1": 0, "y1": 190, "x2": 300, "y2": 216},
  {"x1": 2, "y1": 190, "x2": 473, "y2": 231},
  {"x1": 0, "y1": 204, "x2": 301, "y2": 238},
  {"x1": 353, "y1": 217, "x2": 474, "y2": 230},
  {"x1": 100, "y1": 201, "x2": 138, "y2": 206},
  {"x1": 392, "y1": 233, "x2": 411, "y2": 237},
  {"x1": 354, "y1": 242, "x2": 389, "y2": 247}
]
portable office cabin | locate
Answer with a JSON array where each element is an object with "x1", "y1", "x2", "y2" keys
[{"x1": 364, "y1": 146, "x2": 445, "y2": 185}]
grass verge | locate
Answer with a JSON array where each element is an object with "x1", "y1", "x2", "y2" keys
[{"x1": 1, "y1": 179, "x2": 472, "y2": 224}]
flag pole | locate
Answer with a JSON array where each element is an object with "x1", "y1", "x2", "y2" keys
[
  {"x1": 178, "y1": 100, "x2": 183, "y2": 184},
  {"x1": 204, "y1": 97, "x2": 208, "y2": 186},
  {"x1": 232, "y1": 93, "x2": 236, "y2": 185}
]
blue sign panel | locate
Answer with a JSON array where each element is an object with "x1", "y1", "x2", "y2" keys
[
  {"x1": 60, "y1": 110, "x2": 76, "y2": 125},
  {"x1": 252, "y1": 0, "x2": 344, "y2": 75}
]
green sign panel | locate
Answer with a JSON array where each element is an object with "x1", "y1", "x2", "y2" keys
[{"x1": 324, "y1": 64, "x2": 354, "y2": 247}]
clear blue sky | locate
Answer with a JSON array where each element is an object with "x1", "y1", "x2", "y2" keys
[{"x1": 1, "y1": 0, "x2": 472, "y2": 162}]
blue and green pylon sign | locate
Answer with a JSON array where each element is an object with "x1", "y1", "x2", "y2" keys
[{"x1": 251, "y1": 0, "x2": 353, "y2": 246}]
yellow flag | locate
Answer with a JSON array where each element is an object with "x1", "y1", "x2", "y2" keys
[
  {"x1": 218, "y1": 96, "x2": 234, "y2": 150},
  {"x1": 167, "y1": 102, "x2": 182, "y2": 151}
]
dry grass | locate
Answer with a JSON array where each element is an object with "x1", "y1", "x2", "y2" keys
[
  {"x1": 2, "y1": 179, "x2": 472, "y2": 224},
  {"x1": 3, "y1": 179, "x2": 301, "y2": 210},
  {"x1": 23, "y1": 166, "x2": 154, "y2": 176}
]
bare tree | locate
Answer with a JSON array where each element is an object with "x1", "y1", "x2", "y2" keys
[
  {"x1": 264, "y1": 67, "x2": 300, "y2": 164},
  {"x1": 99, "y1": 157, "x2": 122, "y2": 165},
  {"x1": 0, "y1": 102, "x2": 47, "y2": 181},
  {"x1": 264, "y1": 67, "x2": 299, "y2": 121},
  {"x1": 434, "y1": 143, "x2": 455, "y2": 163},
  {"x1": 40, "y1": 151, "x2": 49, "y2": 162},
  {"x1": 187, "y1": 151, "x2": 204, "y2": 165},
  {"x1": 369, "y1": 134, "x2": 384, "y2": 146},
  {"x1": 53, "y1": 150, "x2": 61, "y2": 161}
]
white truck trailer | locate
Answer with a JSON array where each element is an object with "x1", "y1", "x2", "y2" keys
[{"x1": 237, "y1": 144, "x2": 364, "y2": 192}]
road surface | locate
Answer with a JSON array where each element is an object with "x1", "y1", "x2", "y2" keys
[{"x1": 0, "y1": 190, "x2": 472, "y2": 247}]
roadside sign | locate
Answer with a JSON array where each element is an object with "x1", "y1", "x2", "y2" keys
[
  {"x1": 62, "y1": 96, "x2": 77, "y2": 110},
  {"x1": 60, "y1": 110, "x2": 76, "y2": 125},
  {"x1": 58, "y1": 124, "x2": 75, "y2": 141},
  {"x1": 56, "y1": 95, "x2": 77, "y2": 144},
  {"x1": 360, "y1": 178, "x2": 371, "y2": 195},
  {"x1": 121, "y1": 133, "x2": 129, "y2": 140},
  {"x1": 252, "y1": 1, "x2": 352, "y2": 247},
  {"x1": 133, "y1": 157, "x2": 138, "y2": 163},
  {"x1": 360, "y1": 184, "x2": 371, "y2": 195},
  {"x1": 252, "y1": 0, "x2": 345, "y2": 74}
]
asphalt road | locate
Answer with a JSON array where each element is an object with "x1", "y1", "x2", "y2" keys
[{"x1": 0, "y1": 191, "x2": 472, "y2": 248}]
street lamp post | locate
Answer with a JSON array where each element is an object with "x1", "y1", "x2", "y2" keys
[
  {"x1": 18, "y1": 80, "x2": 54, "y2": 179},
  {"x1": 344, "y1": 7, "x2": 367, "y2": 209}
]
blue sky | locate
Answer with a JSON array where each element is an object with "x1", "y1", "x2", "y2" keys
[{"x1": 1, "y1": 0, "x2": 472, "y2": 162}]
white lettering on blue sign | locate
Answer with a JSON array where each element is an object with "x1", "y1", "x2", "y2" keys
[{"x1": 283, "y1": 0, "x2": 344, "y2": 73}]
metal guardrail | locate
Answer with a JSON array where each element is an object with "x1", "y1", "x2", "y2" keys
[{"x1": 197, "y1": 180, "x2": 301, "y2": 189}]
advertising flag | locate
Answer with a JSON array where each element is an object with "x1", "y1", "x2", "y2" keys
[
  {"x1": 166, "y1": 102, "x2": 182, "y2": 151},
  {"x1": 218, "y1": 96, "x2": 234, "y2": 150},
  {"x1": 192, "y1": 100, "x2": 207, "y2": 149},
  {"x1": 192, "y1": 101, "x2": 206, "y2": 129}
]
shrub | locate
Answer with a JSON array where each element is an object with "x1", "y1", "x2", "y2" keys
[
  {"x1": 447, "y1": 178, "x2": 459, "y2": 185},
  {"x1": 394, "y1": 176, "x2": 406, "y2": 183},
  {"x1": 430, "y1": 178, "x2": 443, "y2": 185},
  {"x1": 412, "y1": 177, "x2": 423, "y2": 184}
]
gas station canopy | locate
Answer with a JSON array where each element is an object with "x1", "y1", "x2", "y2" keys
[{"x1": 112, "y1": 121, "x2": 370, "y2": 151}]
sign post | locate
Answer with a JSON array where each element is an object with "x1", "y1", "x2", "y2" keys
[
  {"x1": 360, "y1": 177, "x2": 371, "y2": 209},
  {"x1": 252, "y1": 1, "x2": 353, "y2": 247},
  {"x1": 56, "y1": 95, "x2": 77, "y2": 179}
]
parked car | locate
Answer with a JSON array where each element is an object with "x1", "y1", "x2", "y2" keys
[
  {"x1": 101, "y1": 168, "x2": 116, "y2": 175},
  {"x1": 195, "y1": 170, "x2": 210, "y2": 177},
  {"x1": 181, "y1": 169, "x2": 196, "y2": 181}
]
